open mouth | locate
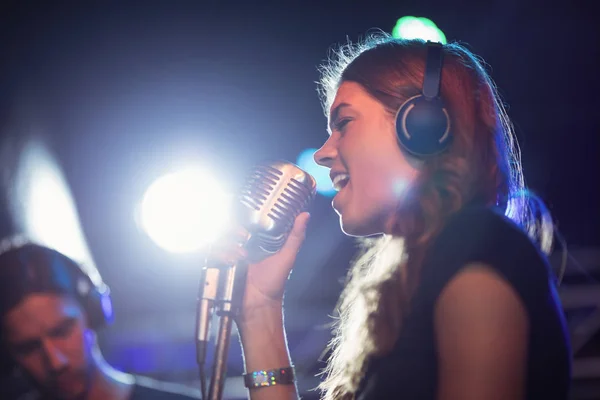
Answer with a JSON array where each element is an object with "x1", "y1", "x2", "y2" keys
[{"x1": 332, "y1": 174, "x2": 350, "y2": 191}]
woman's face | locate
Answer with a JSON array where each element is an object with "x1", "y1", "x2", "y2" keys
[{"x1": 314, "y1": 81, "x2": 420, "y2": 237}]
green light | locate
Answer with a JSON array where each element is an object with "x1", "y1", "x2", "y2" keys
[{"x1": 392, "y1": 16, "x2": 447, "y2": 44}]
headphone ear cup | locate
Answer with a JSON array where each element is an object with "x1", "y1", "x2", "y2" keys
[
  {"x1": 396, "y1": 95, "x2": 452, "y2": 157},
  {"x1": 82, "y1": 284, "x2": 113, "y2": 330},
  {"x1": 73, "y1": 272, "x2": 113, "y2": 330}
]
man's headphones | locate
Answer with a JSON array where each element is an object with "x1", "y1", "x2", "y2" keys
[
  {"x1": 395, "y1": 41, "x2": 452, "y2": 157},
  {"x1": 15, "y1": 245, "x2": 113, "y2": 329},
  {"x1": 0, "y1": 244, "x2": 113, "y2": 376}
]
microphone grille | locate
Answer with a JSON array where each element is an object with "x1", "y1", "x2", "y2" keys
[
  {"x1": 237, "y1": 160, "x2": 316, "y2": 258},
  {"x1": 239, "y1": 164, "x2": 283, "y2": 212},
  {"x1": 266, "y1": 175, "x2": 314, "y2": 229}
]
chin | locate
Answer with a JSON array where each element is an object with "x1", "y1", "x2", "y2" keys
[
  {"x1": 339, "y1": 217, "x2": 383, "y2": 238},
  {"x1": 52, "y1": 375, "x2": 88, "y2": 400},
  {"x1": 55, "y1": 386, "x2": 86, "y2": 400}
]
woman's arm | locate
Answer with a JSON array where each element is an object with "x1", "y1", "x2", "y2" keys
[
  {"x1": 237, "y1": 303, "x2": 299, "y2": 400},
  {"x1": 208, "y1": 214, "x2": 310, "y2": 399},
  {"x1": 434, "y1": 263, "x2": 529, "y2": 400}
]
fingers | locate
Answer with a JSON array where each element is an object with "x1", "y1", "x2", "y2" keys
[
  {"x1": 292, "y1": 212, "x2": 311, "y2": 238},
  {"x1": 209, "y1": 212, "x2": 311, "y2": 266},
  {"x1": 281, "y1": 212, "x2": 311, "y2": 255}
]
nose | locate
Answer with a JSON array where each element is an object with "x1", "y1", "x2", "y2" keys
[
  {"x1": 314, "y1": 138, "x2": 337, "y2": 168},
  {"x1": 42, "y1": 339, "x2": 68, "y2": 372}
]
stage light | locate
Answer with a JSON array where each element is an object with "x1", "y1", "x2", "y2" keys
[
  {"x1": 392, "y1": 16, "x2": 447, "y2": 44},
  {"x1": 11, "y1": 140, "x2": 102, "y2": 286},
  {"x1": 139, "y1": 167, "x2": 231, "y2": 254},
  {"x1": 296, "y1": 148, "x2": 336, "y2": 197}
]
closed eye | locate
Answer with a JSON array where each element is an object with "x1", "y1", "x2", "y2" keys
[
  {"x1": 49, "y1": 318, "x2": 76, "y2": 338},
  {"x1": 9, "y1": 318, "x2": 77, "y2": 356},
  {"x1": 13, "y1": 340, "x2": 41, "y2": 356},
  {"x1": 334, "y1": 118, "x2": 352, "y2": 132}
]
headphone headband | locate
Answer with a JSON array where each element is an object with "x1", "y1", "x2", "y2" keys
[
  {"x1": 0, "y1": 243, "x2": 113, "y2": 328},
  {"x1": 422, "y1": 42, "x2": 444, "y2": 99}
]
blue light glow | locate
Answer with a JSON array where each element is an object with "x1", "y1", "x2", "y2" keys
[{"x1": 296, "y1": 148, "x2": 336, "y2": 197}]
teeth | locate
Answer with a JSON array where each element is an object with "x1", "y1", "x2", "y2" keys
[{"x1": 332, "y1": 174, "x2": 350, "y2": 191}]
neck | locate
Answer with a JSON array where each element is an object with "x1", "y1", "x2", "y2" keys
[{"x1": 86, "y1": 343, "x2": 134, "y2": 400}]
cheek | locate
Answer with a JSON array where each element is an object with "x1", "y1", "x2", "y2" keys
[
  {"x1": 72, "y1": 327, "x2": 92, "y2": 362},
  {"x1": 17, "y1": 354, "x2": 47, "y2": 380},
  {"x1": 59, "y1": 325, "x2": 92, "y2": 367},
  {"x1": 363, "y1": 177, "x2": 403, "y2": 208},
  {"x1": 360, "y1": 162, "x2": 412, "y2": 203},
  {"x1": 83, "y1": 329, "x2": 95, "y2": 360},
  {"x1": 348, "y1": 174, "x2": 397, "y2": 219}
]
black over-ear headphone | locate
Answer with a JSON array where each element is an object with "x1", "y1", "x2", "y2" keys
[
  {"x1": 395, "y1": 41, "x2": 452, "y2": 157},
  {"x1": 48, "y1": 250, "x2": 114, "y2": 330},
  {"x1": 19, "y1": 245, "x2": 113, "y2": 329}
]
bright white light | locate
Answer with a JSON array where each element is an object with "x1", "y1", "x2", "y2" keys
[
  {"x1": 11, "y1": 140, "x2": 101, "y2": 286},
  {"x1": 139, "y1": 167, "x2": 231, "y2": 254}
]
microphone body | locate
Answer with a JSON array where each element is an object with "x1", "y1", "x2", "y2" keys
[
  {"x1": 196, "y1": 160, "x2": 316, "y2": 400},
  {"x1": 236, "y1": 160, "x2": 317, "y2": 262}
]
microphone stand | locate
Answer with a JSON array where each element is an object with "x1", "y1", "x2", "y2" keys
[
  {"x1": 208, "y1": 311, "x2": 234, "y2": 400},
  {"x1": 197, "y1": 160, "x2": 316, "y2": 399},
  {"x1": 205, "y1": 234, "x2": 251, "y2": 400},
  {"x1": 208, "y1": 315, "x2": 233, "y2": 400},
  {"x1": 207, "y1": 261, "x2": 246, "y2": 400}
]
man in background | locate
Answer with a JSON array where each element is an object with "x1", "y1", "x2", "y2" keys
[{"x1": 0, "y1": 239, "x2": 200, "y2": 400}]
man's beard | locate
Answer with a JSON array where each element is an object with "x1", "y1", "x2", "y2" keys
[{"x1": 15, "y1": 363, "x2": 93, "y2": 400}]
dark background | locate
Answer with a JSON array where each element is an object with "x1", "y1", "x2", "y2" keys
[{"x1": 1, "y1": 1, "x2": 598, "y2": 398}]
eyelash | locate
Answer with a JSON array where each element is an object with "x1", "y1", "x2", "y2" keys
[
  {"x1": 335, "y1": 118, "x2": 352, "y2": 132},
  {"x1": 54, "y1": 320, "x2": 75, "y2": 337}
]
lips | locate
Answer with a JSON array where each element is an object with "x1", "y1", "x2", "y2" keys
[
  {"x1": 331, "y1": 173, "x2": 350, "y2": 191},
  {"x1": 53, "y1": 372, "x2": 83, "y2": 393}
]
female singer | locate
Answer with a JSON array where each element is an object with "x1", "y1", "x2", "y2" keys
[{"x1": 213, "y1": 32, "x2": 571, "y2": 400}]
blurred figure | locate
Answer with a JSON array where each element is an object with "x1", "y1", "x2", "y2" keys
[{"x1": 0, "y1": 239, "x2": 200, "y2": 400}]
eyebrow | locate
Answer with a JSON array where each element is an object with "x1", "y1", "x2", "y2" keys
[
  {"x1": 48, "y1": 317, "x2": 76, "y2": 337},
  {"x1": 11, "y1": 317, "x2": 76, "y2": 347},
  {"x1": 328, "y1": 102, "x2": 352, "y2": 132}
]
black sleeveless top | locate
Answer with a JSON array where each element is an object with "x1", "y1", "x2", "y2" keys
[{"x1": 356, "y1": 207, "x2": 571, "y2": 399}]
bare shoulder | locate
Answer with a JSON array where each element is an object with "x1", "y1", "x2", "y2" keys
[
  {"x1": 435, "y1": 262, "x2": 529, "y2": 322},
  {"x1": 433, "y1": 262, "x2": 529, "y2": 400}
]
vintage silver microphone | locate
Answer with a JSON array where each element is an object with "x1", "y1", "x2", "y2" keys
[{"x1": 195, "y1": 160, "x2": 316, "y2": 400}]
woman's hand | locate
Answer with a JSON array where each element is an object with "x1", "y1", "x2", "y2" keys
[{"x1": 208, "y1": 212, "x2": 311, "y2": 325}]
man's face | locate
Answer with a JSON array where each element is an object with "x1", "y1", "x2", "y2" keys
[{"x1": 2, "y1": 293, "x2": 95, "y2": 399}]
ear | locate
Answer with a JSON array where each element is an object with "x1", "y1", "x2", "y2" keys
[{"x1": 84, "y1": 328, "x2": 97, "y2": 345}]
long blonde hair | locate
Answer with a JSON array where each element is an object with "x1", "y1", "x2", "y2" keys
[{"x1": 317, "y1": 32, "x2": 554, "y2": 400}]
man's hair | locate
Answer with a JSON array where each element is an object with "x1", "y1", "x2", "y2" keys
[{"x1": 0, "y1": 236, "x2": 91, "y2": 320}]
